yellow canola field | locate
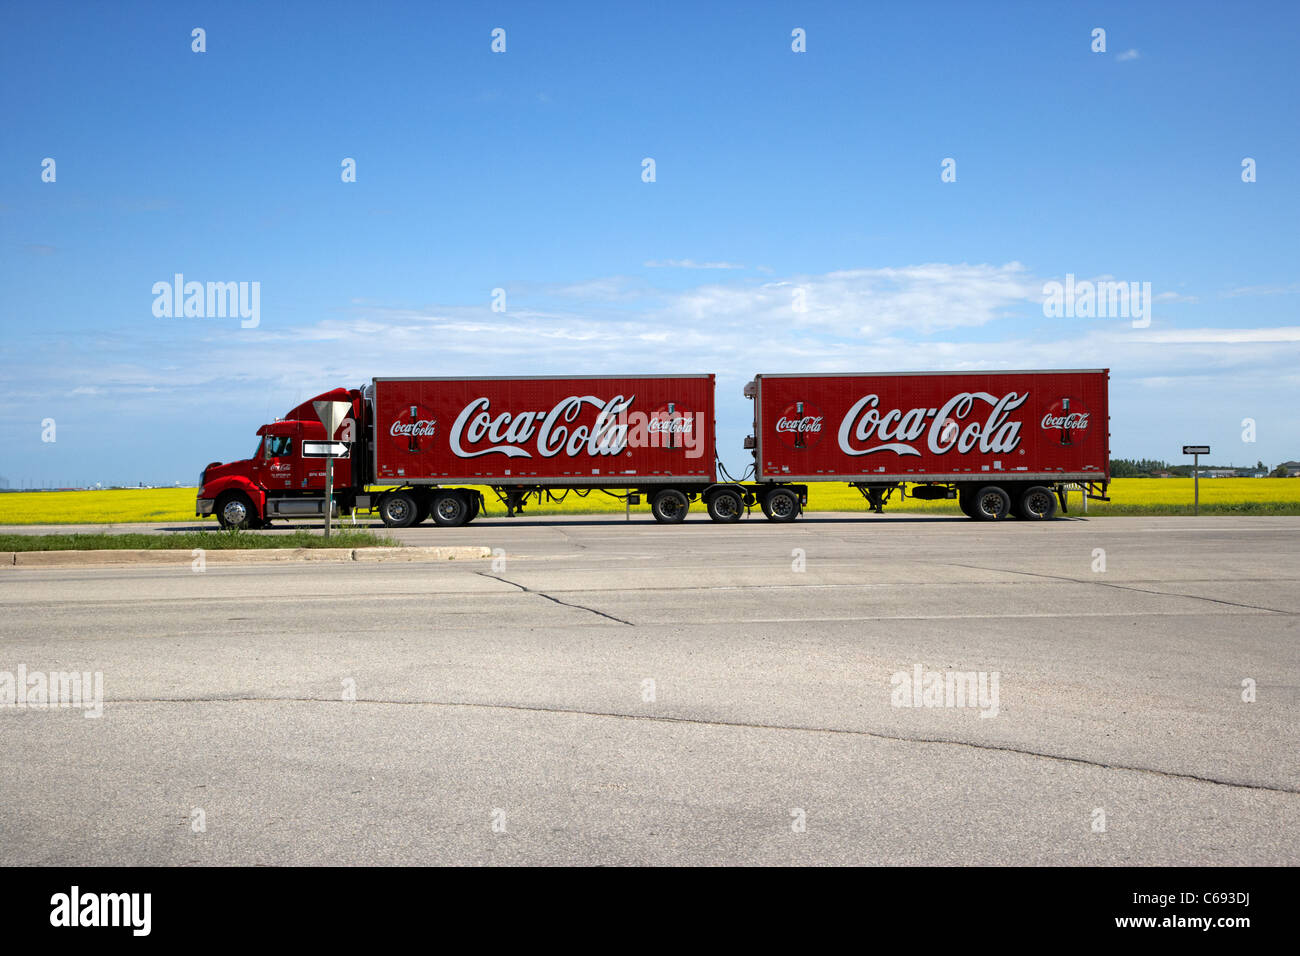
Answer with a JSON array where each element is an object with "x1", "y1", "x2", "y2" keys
[{"x1": 0, "y1": 478, "x2": 1297, "y2": 525}]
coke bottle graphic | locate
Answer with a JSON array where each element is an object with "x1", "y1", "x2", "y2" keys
[
  {"x1": 794, "y1": 401, "x2": 806, "y2": 449},
  {"x1": 667, "y1": 402, "x2": 676, "y2": 450},
  {"x1": 408, "y1": 405, "x2": 420, "y2": 453},
  {"x1": 1061, "y1": 398, "x2": 1073, "y2": 446}
]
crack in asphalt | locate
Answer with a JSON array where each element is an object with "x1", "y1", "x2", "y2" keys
[
  {"x1": 94, "y1": 694, "x2": 1300, "y2": 796},
  {"x1": 475, "y1": 571, "x2": 634, "y2": 625},
  {"x1": 939, "y1": 563, "x2": 1297, "y2": 615}
]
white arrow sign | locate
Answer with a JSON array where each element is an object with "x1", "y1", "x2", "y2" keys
[{"x1": 302, "y1": 440, "x2": 349, "y2": 459}]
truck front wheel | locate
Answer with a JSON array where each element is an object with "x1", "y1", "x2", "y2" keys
[
  {"x1": 216, "y1": 492, "x2": 260, "y2": 530},
  {"x1": 431, "y1": 491, "x2": 470, "y2": 527},
  {"x1": 650, "y1": 489, "x2": 689, "y2": 523},
  {"x1": 379, "y1": 491, "x2": 420, "y2": 528},
  {"x1": 972, "y1": 485, "x2": 1011, "y2": 520}
]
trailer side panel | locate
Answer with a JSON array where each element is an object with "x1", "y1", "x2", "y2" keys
[
  {"x1": 373, "y1": 375, "x2": 716, "y2": 485},
  {"x1": 753, "y1": 370, "x2": 1109, "y2": 483}
]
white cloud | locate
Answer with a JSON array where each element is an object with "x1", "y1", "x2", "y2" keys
[
  {"x1": 1222, "y1": 283, "x2": 1300, "y2": 298},
  {"x1": 1117, "y1": 49, "x2": 1140, "y2": 61},
  {"x1": 644, "y1": 259, "x2": 745, "y2": 270},
  {"x1": 22, "y1": 263, "x2": 1296, "y2": 406},
  {"x1": 1129, "y1": 327, "x2": 1300, "y2": 345}
]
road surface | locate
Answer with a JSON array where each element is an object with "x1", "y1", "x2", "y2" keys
[{"x1": 2, "y1": 514, "x2": 1296, "y2": 864}]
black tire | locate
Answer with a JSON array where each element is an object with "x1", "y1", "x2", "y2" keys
[
  {"x1": 957, "y1": 488, "x2": 978, "y2": 519},
  {"x1": 414, "y1": 498, "x2": 431, "y2": 525},
  {"x1": 1016, "y1": 485, "x2": 1057, "y2": 520},
  {"x1": 972, "y1": 485, "x2": 1011, "y2": 520},
  {"x1": 650, "y1": 489, "x2": 689, "y2": 523},
  {"x1": 465, "y1": 494, "x2": 481, "y2": 522},
  {"x1": 379, "y1": 490, "x2": 420, "y2": 528},
  {"x1": 763, "y1": 487, "x2": 800, "y2": 522},
  {"x1": 216, "y1": 492, "x2": 258, "y2": 530},
  {"x1": 706, "y1": 489, "x2": 744, "y2": 523},
  {"x1": 431, "y1": 490, "x2": 470, "y2": 527}
]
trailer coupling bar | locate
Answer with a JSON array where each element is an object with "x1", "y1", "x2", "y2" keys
[{"x1": 1086, "y1": 493, "x2": 1112, "y2": 502}]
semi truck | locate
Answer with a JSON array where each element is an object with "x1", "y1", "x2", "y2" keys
[{"x1": 196, "y1": 369, "x2": 1108, "y2": 528}]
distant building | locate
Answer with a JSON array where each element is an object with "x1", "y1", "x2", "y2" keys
[
  {"x1": 1202, "y1": 469, "x2": 1237, "y2": 478},
  {"x1": 1279, "y1": 461, "x2": 1300, "y2": 477}
]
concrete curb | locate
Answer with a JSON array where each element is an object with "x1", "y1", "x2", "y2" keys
[
  {"x1": 3, "y1": 546, "x2": 492, "y2": 568},
  {"x1": 351, "y1": 547, "x2": 492, "y2": 562}
]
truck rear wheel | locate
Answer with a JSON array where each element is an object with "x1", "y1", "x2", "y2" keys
[
  {"x1": 465, "y1": 493, "x2": 481, "y2": 522},
  {"x1": 650, "y1": 489, "x2": 689, "y2": 523},
  {"x1": 706, "y1": 489, "x2": 744, "y2": 523},
  {"x1": 216, "y1": 492, "x2": 259, "y2": 530},
  {"x1": 431, "y1": 491, "x2": 470, "y2": 527},
  {"x1": 1015, "y1": 485, "x2": 1057, "y2": 520},
  {"x1": 762, "y1": 488, "x2": 800, "y2": 522},
  {"x1": 379, "y1": 491, "x2": 420, "y2": 528},
  {"x1": 972, "y1": 485, "x2": 1010, "y2": 520}
]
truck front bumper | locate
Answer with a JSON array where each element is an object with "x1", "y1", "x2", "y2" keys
[{"x1": 196, "y1": 498, "x2": 215, "y2": 516}]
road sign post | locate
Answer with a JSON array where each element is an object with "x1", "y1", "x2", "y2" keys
[
  {"x1": 314, "y1": 400, "x2": 352, "y2": 539},
  {"x1": 1183, "y1": 445, "x2": 1210, "y2": 516}
]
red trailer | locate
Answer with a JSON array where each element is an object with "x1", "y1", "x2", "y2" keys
[
  {"x1": 746, "y1": 369, "x2": 1110, "y2": 518},
  {"x1": 371, "y1": 375, "x2": 715, "y2": 485},
  {"x1": 367, "y1": 374, "x2": 722, "y2": 524},
  {"x1": 197, "y1": 373, "x2": 769, "y2": 528}
]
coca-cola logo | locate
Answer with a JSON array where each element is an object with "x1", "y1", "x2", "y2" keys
[
  {"x1": 775, "y1": 401, "x2": 825, "y2": 448},
  {"x1": 648, "y1": 417, "x2": 693, "y2": 434},
  {"x1": 775, "y1": 417, "x2": 823, "y2": 433},
  {"x1": 388, "y1": 405, "x2": 436, "y2": 454},
  {"x1": 1041, "y1": 398, "x2": 1089, "y2": 446},
  {"x1": 838, "y1": 392, "x2": 1029, "y2": 457},
  {"x1": 450, "y1": 394, "x2": 636, "y2": 459},
  {"x1": 390, "y1": 419, "x2": 437, "y2": 437},
  {"x1": 1041, "y1": 412, "x2": 1089, "y2": 430}
]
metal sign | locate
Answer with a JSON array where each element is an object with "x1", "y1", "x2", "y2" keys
[
  {"x1": 1183, "y1": 445, "x2": 1210, "y2": 516},
  {"x1": 313, "y1": 400, "x2": 351, "y2": 439},
  {"x1": 302, "y1": 441, "x2": 349, "y2": 459},
  {"x1": 312, "y1": 400, "x2": 352, "y2": 539}
]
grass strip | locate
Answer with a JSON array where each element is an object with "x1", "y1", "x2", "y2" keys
[{"x1": 0, "y1": 530, "x2": 398, "y2": 552}]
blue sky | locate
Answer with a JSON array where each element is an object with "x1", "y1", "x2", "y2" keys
[{"x1": 2, "y1": 0, "x2": 1297, "y2": 486}]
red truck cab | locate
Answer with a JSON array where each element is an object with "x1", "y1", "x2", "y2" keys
[{"x1": 196, "y1": 388, "x2": 364, "y2": 528}]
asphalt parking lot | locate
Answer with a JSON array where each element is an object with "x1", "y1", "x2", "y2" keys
[{"x1": 1, "y1": 513, "x2": 1297, "y2": 865}]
